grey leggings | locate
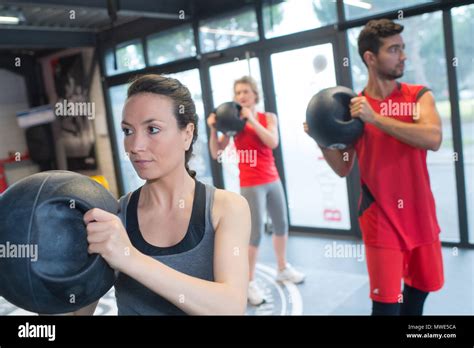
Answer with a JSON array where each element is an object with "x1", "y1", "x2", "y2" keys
[{"x1": 240, "y1": 180, "x2": 289, "y2": 247}]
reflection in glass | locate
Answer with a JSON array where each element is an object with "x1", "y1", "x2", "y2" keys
[
  {"x1": 344, "y1": 0, "x2": 433, "y2": 20},
  {"x1": 147, "y1": 25, "x2": 196, "y2": 66},
  {"x1": 105, "y1": 41, "x2": 146, "y2": 76},
  {"x1": 263, "y1": 0, "x2": 337, "y2": 39},
  {"x1": 199, "y1": 9, "x2": 259, "y2": 53}
]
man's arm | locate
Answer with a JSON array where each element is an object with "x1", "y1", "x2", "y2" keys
[
  {"x1": 350, "y1": 92, "x2": 442, "y2": 151},
  {"x1": 303, "y1": 122, "x2": 356, "y2": 177},
  {"x1": 320, "y1": 147, "x2": 356, "y2": 178}
]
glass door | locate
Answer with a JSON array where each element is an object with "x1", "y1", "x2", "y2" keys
[{"x1": 270, "y1": 43, "x2": 351, "y2": 230}]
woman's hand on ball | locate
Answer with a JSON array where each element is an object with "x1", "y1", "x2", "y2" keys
[
  {"x1": 84, "y1": 208, "x2": 137, "y2": 272},
  {"x1": 240, "y1": 107, "x2": 255, "y2": 124}
]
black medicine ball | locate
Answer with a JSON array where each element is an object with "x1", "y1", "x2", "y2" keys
[
  {"x1": 0, "y1": 170, "x2": 118, "y2": 314},
  {"x1": 215, "y1": 102, "x2": 247, "y2": 136},
  {"x1": 306, "y1": 86, "x2": 364, "y2": 149}
]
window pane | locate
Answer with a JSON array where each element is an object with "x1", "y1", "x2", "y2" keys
[
  {"x1": 344, "y1": 0, "x2": 434, "y2": 20},
  {"x1": 109, "y1": 84, "x2": 145, "y2": 193},
  {"x1": 199, "y1": 9, "x2": 259, "y2": 53},
  {"x1": 347, "y1": 27, "x2": 366, "y2": 93},
  {"x1": 263, "y1": 0, "x2": 337, "y2": 39},
  {"x1": 105, "y1": 40, "x2": 146, "y2": 76},
  {"x1": 147, "y1": 25, "x2": 196, "y2": 66},
  {"x1": 165, "y1": 69, "x2": 214, "y2": 185},
  {"x1": 271, "y1": 44, "x2": 351, "y2": 229},
  {"x1": 209, "y1": 58, "x2": 263, "y2": 194},
  {"x1": 348, "y1": 13, "x2": 460, "y2": 242},
  {"x1": 452, "y1": 4, "x2": 474, "y2": 243}
]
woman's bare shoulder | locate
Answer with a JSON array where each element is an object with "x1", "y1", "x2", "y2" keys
[
  {"x1": 213, "y1": 188, "x2": 248, "y2": 211},
  {"x1": 211, "y1": 189, "x2": 249, "y2": 229}
]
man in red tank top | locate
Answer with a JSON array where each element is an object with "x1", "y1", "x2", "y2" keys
[{"x1": 319, "y1": 19, "x2": 444, "y2": 315}]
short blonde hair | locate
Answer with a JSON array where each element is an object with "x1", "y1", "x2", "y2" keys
[{"x1": 233, "y1": 76, "x2": 260, "y2": 104}]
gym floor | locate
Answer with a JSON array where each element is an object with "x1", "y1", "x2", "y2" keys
[
  {"x1": 257, "y1": 231, "x2": 474, "y2": 315},
  {"x1": 1, "y1": 231, "x2": 472, "y2": 316}
]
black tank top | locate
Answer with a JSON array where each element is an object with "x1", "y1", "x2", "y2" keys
[
  {"x1": 126, "y1": 180, "x2": 205, "y2": 255},
  {"x1": 114, "y1": 180, "x2": 216, "y2": 315}
]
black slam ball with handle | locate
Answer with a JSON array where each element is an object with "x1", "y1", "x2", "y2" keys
[
  {"x1": 0, "y1": 170, "x2": 118, "y2": 314},
  {"x1": 306, "y1": 86, "x2": 364, "y2": 149},
  {"x1": 215, "y1": 102, "x2": 247, "y2": 136}
]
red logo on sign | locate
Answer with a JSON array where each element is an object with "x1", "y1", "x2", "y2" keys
[{"x1": 323, "y1": 209, "x2": 341, "y2": 221}]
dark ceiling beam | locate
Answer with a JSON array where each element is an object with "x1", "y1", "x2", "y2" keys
[
  {"x1": 1, "y1": 0, "x2": 111, "y2": 8},
  {"x1": 2, "y1": 0, "x2": 193, "y2": 18},
  {"x1": 0, "y1": 28, "x2": 96, "y2": 48},
  {"x1": 192, "y1": 0, "x2": 256, "y2": 18},
  {"x1": 117, "y1": 0, "x2": 192, "y2": 19},
  {"x1": 0, "y1": 24, "x2": 96, "y2": 32},
  {"x1": 96, "y1": 0, "x2": 257, "y2": 47},
  {"x1": 97, "y1": 17, "x2": 182, "y2": 47}
]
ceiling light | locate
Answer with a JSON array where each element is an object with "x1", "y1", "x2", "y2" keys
[
  {"x1": 344, "y1": 0, "x2": 372, "y2": 10},
  {"x1": 0, "y1": 15, "x2": 20, "y2": 24},
  {"x1": 200, "y1": 27, "x2": 257, "y2": 38},
  {"x1": 0, "y1": 7, "x2": 25, "y2": 25}
]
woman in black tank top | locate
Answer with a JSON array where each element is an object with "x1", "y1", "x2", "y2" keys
[{"x1": 81, "y1": 75, "x2": 251, "y2": 315}]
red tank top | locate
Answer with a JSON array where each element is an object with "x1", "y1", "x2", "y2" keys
[
  {"x1": 354, "y1": 82, "x2": 440, "y2": 250},
  {"x1": 233, "y1": 112, "x2": 280, "y2": 187}
]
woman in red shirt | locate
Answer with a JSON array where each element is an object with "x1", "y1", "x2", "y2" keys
[{"x1": 208, "y1": 76, "x2": 305, "y2": 306}]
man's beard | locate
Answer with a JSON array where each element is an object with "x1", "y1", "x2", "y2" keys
[{"x1": 379, "y1": 67, "x2": 404, "y2": 80}]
